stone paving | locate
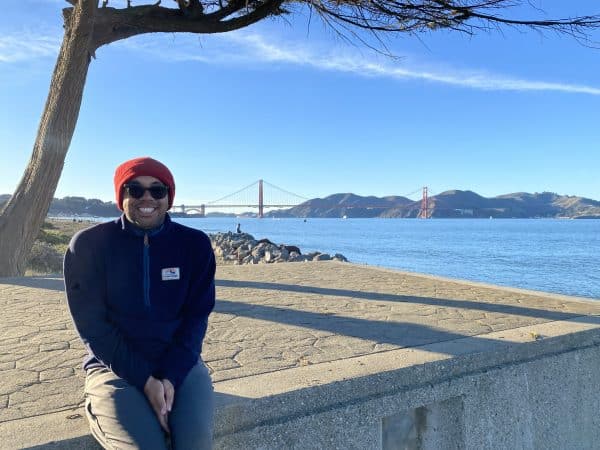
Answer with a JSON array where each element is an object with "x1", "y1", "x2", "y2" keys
[{"x1": 1, "y1": 261, "x2": 600, "y2": 427}]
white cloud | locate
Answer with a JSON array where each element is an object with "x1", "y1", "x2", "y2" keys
[
  {"x1": 0, "y1": 31, "x2": 60, "y2": 63},
  {"x1": 3, "y1": 27, "x2": 599, "y2": 96},
  {"x1": 123, "y1": 31, "x2": 600, "y2": 96}
]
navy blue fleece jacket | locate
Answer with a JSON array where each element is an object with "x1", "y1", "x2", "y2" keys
[{"x1": 64, "y1": 214, "x2": 215, "y2": 390}]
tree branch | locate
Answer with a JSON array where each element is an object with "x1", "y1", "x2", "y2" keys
[
  {"x1": 204, "y1": 0, "x2": 246, "y2": 21},
  {"x1": 61, "y1": 0, "x2": 600, "y2": 53},
  {"x1": 307, "y1": 0, "x2": 600, "y2": 43},
  {"x1": 89, "y1": 0, "x2": 284, "y2": 49}
]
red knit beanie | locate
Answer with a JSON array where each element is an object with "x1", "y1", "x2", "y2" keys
[{"x1": 114, "y1": 157, "x2": 176, "y2": 210}]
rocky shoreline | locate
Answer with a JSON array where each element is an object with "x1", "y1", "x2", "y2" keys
[{"x1": 210, "y1": 232, "x2": 348, "y2": 265}]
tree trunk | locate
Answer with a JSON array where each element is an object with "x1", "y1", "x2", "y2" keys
[{"x1": 0, "y1": 1, "x2": 96, "y2": 277}]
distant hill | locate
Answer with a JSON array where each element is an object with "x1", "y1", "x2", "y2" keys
[
  {"x1": 271, "y1": 193, "x2": 414, "y2": 218},
  {"x1": 50, "y1": 196, "x2": 121, "y2": 217},
  {"x1": 266, "y1": 190, "x2": 600, "y2": 219},
  {"x1": 2, "y1": 191, "x2": 599, "y2": 219},
  {"x1": 0, "y1": 195, "x2": 120, "y2": 217}
]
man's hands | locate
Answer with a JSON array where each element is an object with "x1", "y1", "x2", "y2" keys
[
  {"x1": 162, "y1": 378, "x2": 175, "y2": 413},
  {"x1": 144, "y1": 376, "x2": 175, "y2": 433}
]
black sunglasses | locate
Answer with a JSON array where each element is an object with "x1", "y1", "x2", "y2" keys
[{"x1": 123, "y1": 183, "x2": 169, "y2": 200}]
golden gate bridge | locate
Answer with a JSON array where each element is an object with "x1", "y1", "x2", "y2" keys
[{"x1": 172, "y1": 180, "x2": 432, "y2": 218}]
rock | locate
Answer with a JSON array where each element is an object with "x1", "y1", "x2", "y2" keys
[
  {"x1": 264, "y1": 250, "x2": 273, "y2": 263},
  {"x1": 252, "y1": 246, "x2": 266, "y2": 258},
  {"x1": 281, "y1": 245, "x2": 301, "y2": 255},
  {"x1": 289, "y1": 252, "x2": 309, "y2": 262},
  {"x1": 278, "y1": 247, "x2": 290, "y2": 260},
  {"x1": 242, "y1": 255, "x2": 256, "y2": 264},
  {"x1": 208, "y1": 232, "x2": 347, "y2": 266},
  {"x1": 333, "y1": 253, "x2": 348, "y2": 262}
]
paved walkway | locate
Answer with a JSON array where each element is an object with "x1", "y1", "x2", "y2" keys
[{"x1": 1, "y1": 261, "x2": 599, "y2": 448}]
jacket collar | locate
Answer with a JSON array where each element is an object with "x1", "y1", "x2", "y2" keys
[{"x1": 118, "y1": 213, "x2": 171, "y2": 237}]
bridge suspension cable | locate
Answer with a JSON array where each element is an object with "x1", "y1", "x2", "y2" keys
[
  {"x1": 261, "y1": 180, "x2": 310, "y2": 202},
  {"x1": 206, "y1": 180, "x2": 259, "y2": 205},
  {"x1": 177, "y1": 180, "x2": 310, "y2": 218},
  {"x1": 403, "y1": 187, "x2": 423, "y2": 198}
]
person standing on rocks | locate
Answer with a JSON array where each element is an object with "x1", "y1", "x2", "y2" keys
[{"x1": 64, "y1": 156, "x2": 216, "y2": 450}]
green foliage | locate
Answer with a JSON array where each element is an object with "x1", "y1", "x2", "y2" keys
[
  {"x1": 36, "y1": 229, "x2": 71, "y2": 246},
  {"x1": 42, "y1": 220, "x2": 57, "y2": 230},
  {"x1": 27, "y1": 219, "x2": 93, "y2": 274}
]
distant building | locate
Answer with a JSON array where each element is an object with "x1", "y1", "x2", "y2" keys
[{"x1": 455, "y1": 209, "x2": 474, "y2": 216}]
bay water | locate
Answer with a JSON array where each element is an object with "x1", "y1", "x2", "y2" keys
[{"x1": 175, "y1": 217, "x2": 600, "y2": 300}]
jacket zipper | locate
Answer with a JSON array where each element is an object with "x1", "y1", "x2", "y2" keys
[{"x1": 143, "y1": 233, "x2": 150, "y2": 308}]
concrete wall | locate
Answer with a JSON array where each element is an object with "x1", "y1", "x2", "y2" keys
[{"x1": 213, "y1": 320, "x2": 600, "y2": 449}]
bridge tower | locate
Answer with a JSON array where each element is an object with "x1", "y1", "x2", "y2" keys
[
  {"x1": 200, "y1": 204, "x2": 205, "y2": 217},
  {"x1": 258, "y1": 179, "x2": 264, "y2": 218},
  {"x1": 419, "y1": 186, "x2": 429, "y2": 219}
]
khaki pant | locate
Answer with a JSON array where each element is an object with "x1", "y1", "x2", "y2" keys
[{"x1": 84, "y1": 363, "x2": 214, "y2": 450}]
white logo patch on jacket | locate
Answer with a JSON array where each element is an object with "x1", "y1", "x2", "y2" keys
[{"x1": 161, "y1": 267, "x2": 180, "y2": 281}]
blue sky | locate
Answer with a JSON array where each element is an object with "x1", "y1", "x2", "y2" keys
[{"x1": 1, "y1": 0, "x2": 599, "y2": 206}]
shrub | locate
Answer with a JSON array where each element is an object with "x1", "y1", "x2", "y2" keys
[
  {"x1": 37, "y1": 229, "x2": 71, "y2": 246},
  {"x1": 27, "y1": 241, "x2": 63, "y2": 275}
]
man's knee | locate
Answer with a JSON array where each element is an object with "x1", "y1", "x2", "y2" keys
[
  {"x1": 85, "y1": 368, "x2": 167, "y2": 450},
  {"x1": 170, "y1": 363, "x2": 214, "y2": 449}
]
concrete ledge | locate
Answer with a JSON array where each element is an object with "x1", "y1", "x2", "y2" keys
[
  {"x1": 212, "y1": 317, "x2": 600, "y2": 447},
  {"x1": 0, "y1": 408, "x2": 96, "y2": 449}
]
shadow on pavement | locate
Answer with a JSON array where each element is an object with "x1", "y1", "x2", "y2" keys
[
  {"x1": 216, "y1": 298, "x2": 514, "y2": 354},
  {"x1": 24, "y1": 435, "x2": 100, "y2": 449},
  {"x1": 0, "y1": 276, "x2": 64, "y2": 292},
  {"x1": 215, "y1": 279, "x2": 598, "y2": 323}
]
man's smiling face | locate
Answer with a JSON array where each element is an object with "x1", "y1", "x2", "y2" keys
[{"x1": 122, "y1": 175, "x2": 169, "y2": 229}]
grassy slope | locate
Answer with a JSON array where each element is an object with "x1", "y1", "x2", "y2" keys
[{"x1": 27, "y1": 219, "x2": 97, "y2": 275}]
